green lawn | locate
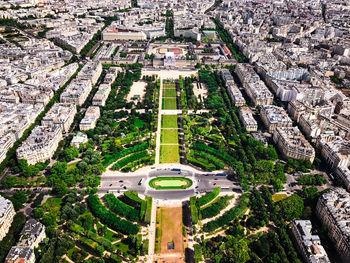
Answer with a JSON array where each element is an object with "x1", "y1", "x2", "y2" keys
[
  {"x1": 272, "y1": 194, "x2": 288, "y2": 203},
  {"x1": 162, "y1": 98, "x2": 177, "y2": 110},
  {"x1": 149, "y1": 177, "x2": 193, "y2": 189},
  {"x1": 42, "y1": 197, "x2": 62, "y2": 219},
  {"x1": 163, "y1": 88, "x2": 177, "y2": 97},
  {"x1": 162, "y1": 115, "x2": 178, "y2": 128},
  {"x1": 160, "y1": 145, "x2": 180, "y2": 163},
  {"x1": 163, "y1": 82, "x2": 175, "y2": 89},
  {"x1": 161, "y1": 129, "x2": 178, "y2": 144}
]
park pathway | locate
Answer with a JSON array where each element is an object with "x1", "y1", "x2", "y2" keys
[
  {"x1": 155, "y1": 77, "x2": 163, "y2": 165},
  {"x1": 147, "y1": 198, "x2": 157, "y2": 263}
]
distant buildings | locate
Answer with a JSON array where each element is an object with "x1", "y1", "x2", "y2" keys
[
  {"x1": 238, "y1": 106, "x2": 257, "y2": 132},
  {"x1": 0, "y1": 196, "x2": 15, "y2": 241},
  {"x1": 273, "y1": 127, "x2": 315, "y2": 162},
  {"x1": 102, "y1": 27, "x2": 147, "y2": 41},
  {"x1": 164, "y1": 52, "x2": 176, "y2": 67},
  {"x1": 316, "y1": 188, "x2": 350, "y2": 260},
  {"x1": 291, "y1": 220, "x2": 330, "y2": 263}
]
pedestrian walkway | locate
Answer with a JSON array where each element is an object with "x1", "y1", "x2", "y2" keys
[{"x1": 155, "y1": 77, "x2": 163, "y2": 165}]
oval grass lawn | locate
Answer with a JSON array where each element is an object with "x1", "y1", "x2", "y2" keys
[{"x1": 149, "y1": 177, "x2": 192, "y2": 190}]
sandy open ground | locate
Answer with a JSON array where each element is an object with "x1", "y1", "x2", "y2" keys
[
  {"x1": 154, "y1": 206, "x2": 185, "y2": 263},
  {"x1": 193, "y1": 82, "x2": 208, "y2": 102},
  {"x1": 126, "y1": 81, "x2": 147, "y2": 102}
]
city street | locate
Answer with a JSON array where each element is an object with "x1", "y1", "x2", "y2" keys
[{"x1": 99, "y1": 167, "x2": 241, "y2": 199}]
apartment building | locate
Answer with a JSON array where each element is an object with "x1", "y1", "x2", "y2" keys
[
  {"x1": 4, "y1": 247, "x2": 35, "y2": 263},
  {"x1": 92, "y1": 84, "x2": 111, "y2": 107},
  {"x1": 235, "y1": 64, "x2": 273, "y2": 106},
  {"x1": 316, "y1": 188, "x2": 350, "y2": 260},
  {"x1": 0, "y1": 196, "x2": 15, "y2": 241},
  {"x1": 41, "y1": 103, "x2": 76, "y2": 133},
  {"x1": 273, "y1": 127, "x2": 315, "y2": 162},
  {"x1": 319, "y1": 138, "x2": 350, "y2": 170},
  {"x1": 79, "y1": 106, "x2": 100, "y2": 131},
  {"x1": 238, "y1": 106, "x2": 257, "y2": 132},
  {"x1": 102, "y1": 27, "x2": 147, "y2": 41},
  {"x1": 17, "y1": 219, "x2": 46, "y2": 249},
  {"x1": 227, "y1": 83, "x2": 246, "y2": 106},
  {"x1": 77, "y1": 61, "x2": 102, "y2": 86},
  {"x1": 260, "y1": 105, "x2": 293, "y2": 133},
  {"x1": 60, "y1": 79, "x2": 92, "y2": 106},
  {"x1": 16, "y1": 125, "x2": 62, "y2": 165},
  {"x1": 291, "y1": 220, "x2": 330, "y2": 263}
]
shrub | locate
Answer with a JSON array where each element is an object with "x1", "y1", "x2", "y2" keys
[
  {"x1": 87, "y1": 195, "x2": 139, "y2": 235},
  {"x1": 203, "y1": 193, "x2": 250, "y2": 232},
  {"x1": 104, "y1": 194, "x2": 139, "y2": 221},
  {"x1": 190, "y1": 196, "x2": 198, "y2": 224},
  {"x1": 144, "y1": 196, "x2": 152, "y2": 224},
  {"x1": 197, "y1": 187, "x2": 220, "y2": 207},
  {"x1": 200, "y1": 195, "x2": 232, "y2": 219}
]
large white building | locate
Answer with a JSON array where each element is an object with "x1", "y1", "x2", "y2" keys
[
  {"x1": 16, "y1": 125, "x2": 62, "y2": 165},
  {"x1": 238, "y1": 106, "x2": 258, "y2": 132},
  {"x1": 79, "y1": 106, "x2": 100, "y2": 131},
  {"x1": 102, "y1": 27, "x2": 147, "y2": 41},
  {"x1": 316, "y1": 188, "x2": 350, "y2": 260},
  {"x1": 260, "y1": 105, "x2": 293, "y2": 133},
  {"x1": 17, "y1": 219, "x2": 46, "y2": 249},
  {"x1": 0, "y1": 196, "x2": 15, "y2": 241},
  {"x1": 291, "y1": 220, "x2": 330, "y2": 263},
  {"x1": 273, "y1": 127, "x2": 315, "y2": 162},
  {"x1": 41, "y1": 103, "x2": 76, "y2": 133}
]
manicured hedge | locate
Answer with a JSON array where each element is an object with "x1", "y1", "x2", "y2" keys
[
  {"x1": 187, "y1": 157, "x2": 216, "y2": 171},
  {"x1": 200, "y1": 195, "x2": 232, "y2": 219},
  {"x1": 78, "y1": 236, "x2": 105, "y2": 256},
  {"x1": 87, "y1": 194, "x2": 139, "y2": 235},
  {"x1": 104, "y1": 194, "x2": 139, "y2": 221},
  {"x1": 197, "y1": 187, "x2": 221, "y2": 207},
  {"x1": 194, "y1": 244, "x2": 202, "y2": 263},
  {"x1": 69, "y1": 222, "x2": 85, "y2": 234},
  {"x1": 111, "y1": 150, "x2": 148, "y2": 170},
  {"x1": 144, "y1": 196, "x2": 152, "y2": 224},
  {"x1": 86, "y1": 230, "x2": 112, "y2": 250},
  {"x1": 190, "y1": 196, "x2": 198, "y2": 224},
  {"x1": 203, "y1": 193, "x2": 250, "y2": 232},
  {"x1": 102, "y1": 142, "x2": 148, "y2": 167},
  {"x1": 193, "y1": 150, "x2": 225, "y2": 169},
  {"x1": 124, "y1": 191, "x2": 145, "y2": 207},
  {"x1": 193, "y1": 141, "x2": 237, "y2": 166}
]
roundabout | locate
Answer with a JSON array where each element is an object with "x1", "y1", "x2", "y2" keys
[{"x1": 149, "y1": 177, "x2": 193, "y2": 190}]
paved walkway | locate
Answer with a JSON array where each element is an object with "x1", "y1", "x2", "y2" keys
[
  {"x1": 155, "y1": 77, "x2": 163, "y2": 165},
  {"x1": 147, "y1": 198, "x2": 157, "y2": 263}
]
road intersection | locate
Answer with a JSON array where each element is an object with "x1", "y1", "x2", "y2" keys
[{"x1": 99, "y1": 166, "x2": 241, "y2": 200}]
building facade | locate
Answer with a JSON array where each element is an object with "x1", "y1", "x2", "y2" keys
[
  {"x1": 316, "y1": 188, "x2": 350, "y2": 260},
  {"x1": 0, "y1": 196, "x2": 15, "y2": 241}
]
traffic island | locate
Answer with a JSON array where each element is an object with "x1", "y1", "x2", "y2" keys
[{"x1": 149, "y1": 177, "x2": 193, "y2": 190}]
